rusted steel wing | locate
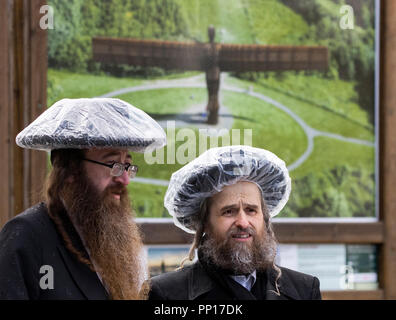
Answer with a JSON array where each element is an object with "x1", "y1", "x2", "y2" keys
[
  {"x1": 218, "y1": 44, "x2": 329, "y2": 72},
  {"x1": 92, "y1": 37, "x2": 208, "y2": 71},
  {"x1": 93, "y1": 37, "x2": 328, "y2": 72}
]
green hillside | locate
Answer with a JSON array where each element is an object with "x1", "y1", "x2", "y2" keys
[{"x1": 174, "y1": 0, "x2": 309, "y2": 44}]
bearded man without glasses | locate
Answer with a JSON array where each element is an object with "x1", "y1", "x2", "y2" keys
[{"x1": 147, "y1": 146, "x2": 321, "y2": 300}]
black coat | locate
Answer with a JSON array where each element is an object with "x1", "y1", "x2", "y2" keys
[
  {"x1": 0, "y1": 203, "x2": 109, "y2": 300},
  {"x1": 148, "y1": 261, "x2": 321, "y2": 300}
]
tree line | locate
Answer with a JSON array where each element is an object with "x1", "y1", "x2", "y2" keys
[
  {"x1": 279, "y1": 0, "x2": 376, "y2": 125},
  {"x1": 48, "y1": 0, "x2": 189, "y2": 76}
]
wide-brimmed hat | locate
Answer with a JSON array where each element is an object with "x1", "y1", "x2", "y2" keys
[
  {"x1": 16, "y1": 97, "x2": 166, "y2": 152},
  {"x1": 164, "y1": 145, "x2": 291, "y2": 234}
]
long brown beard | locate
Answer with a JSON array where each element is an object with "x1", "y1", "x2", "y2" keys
[
  {"x1": 60, "y1": 172, "x2": 148, "y2": 300},
  {"x1": 200, "y1": 225, "x2": 277, "y2": 275}
]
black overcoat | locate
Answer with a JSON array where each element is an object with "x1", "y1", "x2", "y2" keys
[
  {"x1": 148, "y1": 260, "x2": 321, "y2": 300},
  {"x1": 0, "y1": 202, "x2": 108, "y2": 300}
]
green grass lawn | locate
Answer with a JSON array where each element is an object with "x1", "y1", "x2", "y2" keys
[
  {"x1": 222, "y1": 91, "x2": 307, "y2": 166},
  {"x1": 116, "y1": 88, "x2": 207, "y2": 115},
  {"x1": 224, "y1": 75, "x2": 374, "y2": 141},
  {"x1": 291, "y1": 136, "x2": 375, "y2": 179},
  {"x1": 47, "y1": 68, "x2": 200, "y2": 106},
  {"x1": 128, "y1": 183, "x2": 169, "y2": 218},
  {"x1": 257, "y1": 72, "x2": 370, "y2": 128},
  {"x1": 283, "y1": 137, "x2": 375, "y2": 218},
  {"x1": 48, "y1": 69, "x2": 143, "y2": 105}
]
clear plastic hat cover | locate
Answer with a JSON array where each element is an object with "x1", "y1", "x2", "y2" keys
[
  {"x1": 16, "y1": 98, "x2": 166, "y2": 152},
  {"x1": 164, "y1": 145, "x2": 291, "y2": 234}
]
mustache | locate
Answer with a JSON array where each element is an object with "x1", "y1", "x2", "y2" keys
[
  {"x1": 103, "y1": 184, "x2": 128, "y2": 196},
  {"x1": 227, "y1": 226, "x2": 256, "y2": 238}
]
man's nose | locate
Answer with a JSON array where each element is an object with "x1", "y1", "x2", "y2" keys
[
  {"x1": 235, "y1": 210, "x2": 250, "y2": 229},
  {"x1": 113, "y1": 170, "x2": 130, "y2": 186}
]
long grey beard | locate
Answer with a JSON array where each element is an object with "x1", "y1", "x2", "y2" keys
[{"x1": 199, "y1": 230, "x2": 277, "y2": 275}]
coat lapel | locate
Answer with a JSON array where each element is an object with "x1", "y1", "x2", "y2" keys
[
  {"x1": 54, "y1": 208, "x2": 108, "y2": 300},
  {"x1": 265, "y1": 267, "x2": 300, "y2": 300},
  {"x1": 189, "y1": 263, "x2": 214, "y2": 300},
  {"x1": 57, "y1": 245, "x2": 108, "y2": 300}
]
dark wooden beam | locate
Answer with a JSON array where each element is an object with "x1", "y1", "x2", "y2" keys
[
  {"x1": 379, "y1": 0, "x2": 396, "y2": 300},
  {"x1": 139, "y1": 220, "x2": 194, "y2": 245},
  {"x1": 322, "y1": 290, "x2": 384, "y2": 300},
  {"x1": 137, "y1": 220, "x2": 384, "y2": 245},
  {"x1": 12, "y1": 0, "x2": 26, "y2": 217},
  {"x1": 27, "y1": 0, "x2": 48, "y2": 207},
  {"x1": 272, "y1": 222, "x2": 383, "y2": 244},
  {"x1": 0, "y1": 0, "x2": 48, "y2": 229},
  {"x1": 0, "y1": 0, "x2": 13, "y2": 228}
]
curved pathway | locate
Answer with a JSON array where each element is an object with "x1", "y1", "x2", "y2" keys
[{"x1": 98, "y1": 74, "x2": 374, "y2": 184}]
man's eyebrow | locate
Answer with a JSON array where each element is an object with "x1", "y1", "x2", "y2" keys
[
  {"x1": 101, "y1": 152, "x2": 132, "y2": 161},
  {"x1": 219, "y1": 204, "x2": 239, "y2": 211},
  {"x1": 219, "y1": 203, "x2": 259, "y2": 211},
  {"x1": 101, "y1": 152, "x2": 121, "y2": 160},
  {"x1": 244, "y1": 203, "x2": 259, "y2": 209}
]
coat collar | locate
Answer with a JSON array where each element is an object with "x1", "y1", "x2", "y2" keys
[{"x1": 188, "y1": 262, "x2": 301, "y2": 300}]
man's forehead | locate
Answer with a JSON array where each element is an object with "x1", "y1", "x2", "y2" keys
[
  {"x1": 210, "y1": 181, "x2": 262, "y2": 206},
  {"x1": 85, "y1": 148, "x2": 132, "y2": 159}
]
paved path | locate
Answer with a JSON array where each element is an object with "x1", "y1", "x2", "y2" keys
[
  {"x1": 100, "y1": 74, "x2": 235, "y2": 131},
  {"x1": 98, "y1": 74, "x2": 374, "y2": 185},
  {"x1": 222, "y1": 83, "x2": 374, "y2": 171}
]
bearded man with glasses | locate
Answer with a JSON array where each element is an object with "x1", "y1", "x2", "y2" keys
[{"x1": 0, "y1": 98, "x2": 166, "y2": 300}]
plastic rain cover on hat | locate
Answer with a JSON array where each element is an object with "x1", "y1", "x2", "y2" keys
[
  {"x1": 16, "y1": 98, "x2": 166, "y2": 152},
  {"x1": 164, "y1": 145, "x2": 291, "y2": 234}
]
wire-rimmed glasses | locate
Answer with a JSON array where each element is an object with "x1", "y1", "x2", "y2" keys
[{"x1": 83, "y1": 158, "x2": 138, "y2": 179}]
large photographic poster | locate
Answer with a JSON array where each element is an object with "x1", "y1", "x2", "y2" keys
[{"x1": 47, "y1": 0, "x2": 378, "y2": 220}]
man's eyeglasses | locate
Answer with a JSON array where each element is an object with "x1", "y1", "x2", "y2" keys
[{"x1": 83, "y1": 158, "x2": 138, "y2": 179}]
